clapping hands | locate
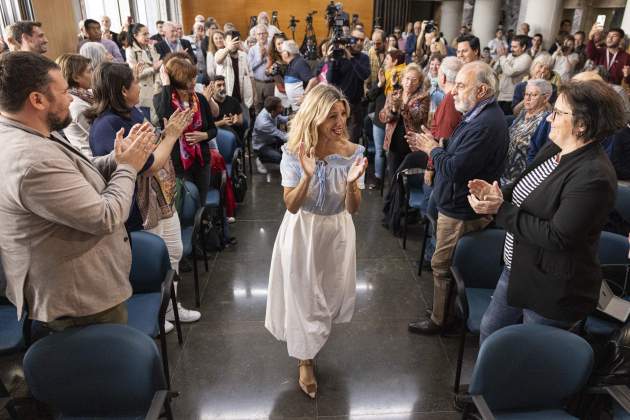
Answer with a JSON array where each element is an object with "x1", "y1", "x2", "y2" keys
[
  {"x1": 347, "y1": 156, "x2": 368, "y2": 184},
  {"x1": 467, "y1": 179, "x2": 503, "y2": 215},
  {"x1": 298, "y1": 141, "x2": 316, "y2": 178},
  {"x1": 114, "y1": 122, "x2": 157, "y2": 171},
  {"x1": 405, "y1": 125, "x2": 440, "y2": 154}
]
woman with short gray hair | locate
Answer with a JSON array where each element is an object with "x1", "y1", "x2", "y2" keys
[
  {"x1": 79, "y1": 41, "x2": 112, "y2": 70},
  {"x1": 501, "y1": 78, "x2": 552, "y2": 184},
  {"x1": 512, "y1": 52, "x2": 561, "y2": 115}
]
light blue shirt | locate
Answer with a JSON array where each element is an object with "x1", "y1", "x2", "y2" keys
[
  {"x1": 280, "y1": 144, "x2": 366, "y2": 215},
  {"x1": 101, "y1": 38, "x2": 123, "y2": 63},
  {"x1": 252, "y1": 108, "x2": 288, "y2": 150},
  {"x1": 248, "y1": 44, "x2": 273, "y2": 82}
]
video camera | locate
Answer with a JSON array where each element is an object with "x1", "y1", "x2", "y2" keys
[
  {"x1": 331, "y1": 17, "x2": 356, "y2": 60},
  {"x1": 326, "y1": 1, "x2": 338, "y2": 26}
]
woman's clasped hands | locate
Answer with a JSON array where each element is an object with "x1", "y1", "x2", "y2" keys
[{"x1": 467, "y1": 179, "x2": 503, "y2": 215}]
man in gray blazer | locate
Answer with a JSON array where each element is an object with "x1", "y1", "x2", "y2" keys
[{"x1": 0, "y1": 52, "x2": 156, "y2": 330}]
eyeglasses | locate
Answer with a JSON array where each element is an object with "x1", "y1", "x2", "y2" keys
[
  {"x1": 550, "y1": 107, "x2": 572, "y2": 121},
  {"x1": 524, "y1": 92, "x2": 541, "y2": 98}
]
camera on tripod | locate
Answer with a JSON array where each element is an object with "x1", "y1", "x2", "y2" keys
[
  {"x1": 289, "y1": 15, "x2": 300, "y2": 34},
  {"x1": 325, "y1": 1, "x2": 338, "y2": 26}
]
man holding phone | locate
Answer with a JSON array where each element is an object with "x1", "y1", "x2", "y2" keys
[
  {"x1": 211, "y1": 75, "x2": 245, "y2": 145},
  {"x1": 586, "y1": 24, "x2": 630, "y2": 85}
]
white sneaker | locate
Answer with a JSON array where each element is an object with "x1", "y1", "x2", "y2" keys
[
  {"x1": 163, "y1": 320, "x2": 175, "y2": 334},
  {"x1": 166, "y1": 302, "x2": 201, "y2": 323},
  {"x1": 227, "y1": 217, "x2": 236, "y2": 224},
  {"x1": 255, "y1": 157, "x2": 268, "y2": 174}
]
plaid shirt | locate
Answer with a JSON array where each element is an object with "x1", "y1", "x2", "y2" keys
[{"x1": 366, "y1": 46, "x2": 385, "y2": 91}]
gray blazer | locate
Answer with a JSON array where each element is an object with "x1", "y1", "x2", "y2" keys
[{"x1": 0, "y1": 116, "x2": 136, "y2": 322}]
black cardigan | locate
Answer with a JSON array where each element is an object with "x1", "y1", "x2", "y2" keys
[
  {"x1": 153, "y1": 86, "x2": 217, "y2": 175},
  {"x1": 496, "y1": 140, "x2": 617, "y2": 322}
]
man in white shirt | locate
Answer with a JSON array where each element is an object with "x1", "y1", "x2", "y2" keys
[{"x1": 495, "y1": 35, "x2": 532, "y2": 115}]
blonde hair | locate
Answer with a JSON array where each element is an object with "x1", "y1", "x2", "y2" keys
[{"x1": 287, "y1": 84, "x2": 350, "y2": 153}]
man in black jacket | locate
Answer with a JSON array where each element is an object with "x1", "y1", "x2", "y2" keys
[
  {"x1": 326, "y1": 29, "x2": 370, "y2": 143},
  {"x1": 406, "y1": 61, "x2": 509, "y2": 334},
  {"x1": 154, "y1": 21, "x2": 196, "y2": 64}
]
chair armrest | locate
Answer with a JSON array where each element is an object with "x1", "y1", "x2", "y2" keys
[
  {"x1": 145, "y1": 390, "x2": 169, "y2": 420},
  {"x1": 159, "y1": 269, "x2": 176, "y2": 321},
  {"x1": 472, "y1": 395, "x2": 497, "y2": 420},
  {"x1": 451, "y1": 266, "x2": 470, "y2": 321},
  {"x1": 399, "y1": 168, "x2": 425, "y2": 177},
  {"x1": 606, "y1": 385, "x2": 630, "y2": 413},
  {"x1": 193, "y1": 206, "x2": 207, "y2": 237}
]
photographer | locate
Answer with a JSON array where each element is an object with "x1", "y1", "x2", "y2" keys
[{"x1": 325, "y1": 29, "x2": 370, "y2": 143}]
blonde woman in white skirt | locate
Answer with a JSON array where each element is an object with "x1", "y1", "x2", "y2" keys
[{"x1": 265, "y1": 84, "x2": 368, "y2": 399}]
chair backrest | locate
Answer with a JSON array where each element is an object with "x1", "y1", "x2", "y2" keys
[
  {"x1": 598, "y1": 231, "x2": 630, "y2": 266},
  {"x1": 615, "y1": 185, "x2": 630, "y2": 224},
  {"x1": 179, "y1": 181, "x2": 201, "y2": 228},
  {"x1": 129, "y1": 231, "x2": 171, "y2": 294},
  {"x1": 23, "y1": 323, "x2": 166, "y2": 418},
  {"x1": 216, "y1": 128, "x2": 238, "y2": 162},
  {"x1": 451, "y1": 229, "x2": 506, "y2": 289},
  {"x1": 469, "y1": 324, "x2": 594, "y2": 412}
]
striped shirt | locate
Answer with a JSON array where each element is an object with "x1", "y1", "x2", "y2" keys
[{"x1": 504, "y1": 156, "x2": 559, "y2": 269}]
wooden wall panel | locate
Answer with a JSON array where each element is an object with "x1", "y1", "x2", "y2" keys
[
  {"x1": 31, "y1": 0, "x2": 79, "y2": 60},
  {"x1": 181, "y1": 0, "x2": 373, "y2": 41}
]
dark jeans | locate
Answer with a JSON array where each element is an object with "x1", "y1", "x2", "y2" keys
[
  {"x1": 182, "y1": 161, "x2": 212, "y2": 205},
  {"x1": 348, "y1": 101, "x2": 367, "y2": 144},
  {"x1": 479, "y1": 267, "x2": 575, "y2": 345},
  {"x1": 256, "y1": 139, "x2": 284, "y2": 164}
]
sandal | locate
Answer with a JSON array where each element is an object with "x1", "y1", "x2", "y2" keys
[{"x1": 298, "y1": 359, "x2": 317, "y2": 399}]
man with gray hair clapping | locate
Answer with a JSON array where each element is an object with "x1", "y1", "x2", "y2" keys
[{"x1": 406, "y1": 61, "x2": 508, "y2": 335}]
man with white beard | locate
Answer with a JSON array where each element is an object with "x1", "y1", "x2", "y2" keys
[{"x1": 405, "y1": 61, "x2": 509, "y2": 334}]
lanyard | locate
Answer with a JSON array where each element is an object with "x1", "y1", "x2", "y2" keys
[{"x1": 607, "y1": 50, "x2": 618, "y2": 71}]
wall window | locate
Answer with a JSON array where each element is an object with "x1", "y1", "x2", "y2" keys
[{"x1": 82, "y1": 0, "x2": 130, "y2": 32}]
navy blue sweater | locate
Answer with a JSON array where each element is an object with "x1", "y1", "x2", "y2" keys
[
  {"x1": 326, "y1": 52, "x2": 370, "y2": 104},
  {"x1": 89, "y1": 107, "x2": 154, "y2": 231},
  {"x1": 430, "y1": 99, "x2": 509, "y2": 220}
]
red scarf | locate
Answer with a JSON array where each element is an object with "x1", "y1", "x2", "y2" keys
[{"x1": 170, "y1": 91, "x2": 204, "y2": 170}]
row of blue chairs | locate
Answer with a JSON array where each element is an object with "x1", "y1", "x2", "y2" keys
[{"x1": 0, "y1": 231, "x2": 181, "y2": 418}]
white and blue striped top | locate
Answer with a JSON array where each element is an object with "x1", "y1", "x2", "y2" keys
[{"x1": 503, "y1": 156, "x2": 559, "y2": 269}]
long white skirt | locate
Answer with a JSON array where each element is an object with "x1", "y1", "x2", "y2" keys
[{"x1": 265, "y1": 209, "x2": 357, "y2": 360}]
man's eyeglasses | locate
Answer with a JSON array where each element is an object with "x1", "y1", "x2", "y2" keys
[{"x1": 550, "y1": 107, "x2": 572, "y2": 121}]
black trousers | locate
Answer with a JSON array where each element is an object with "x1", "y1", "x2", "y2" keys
[
  {"x1": 182, "y1": 161, "x2": 212, "y2": 206},
  {"x1": 348, "y1": 101, "x2": 367, "y2": 144}
]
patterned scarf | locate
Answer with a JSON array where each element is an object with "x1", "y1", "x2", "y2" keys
[
  {"x1": 170, "y1": 91, "x2": 204, "y2": 170},
  {"x1": 68, "y1": 87, "x2": 95, "y2": 105}
]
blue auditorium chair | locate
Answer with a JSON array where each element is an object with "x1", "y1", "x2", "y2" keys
[
  {"x1": 466, "y1": 324, "x2": 593, "y2": 419},
  {"x1": 126, "y1": 231, "x2": 182, "y2": 389},
  {"x1": 179, "y1": 181, "x2": 209, "y2": 307},
  {"x1": 585, "y1": 231, "x2": 630, "y2": 337},
  {"x1": 451, "y1": 228, "x2": 506, "y2": 393},
  {"x1": 23, "y1": 323, "x2": 174, "y2": 419}
]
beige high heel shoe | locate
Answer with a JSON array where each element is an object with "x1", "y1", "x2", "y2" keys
[{"x1": 298, "y1": 359, "x2": 317, "y2": 399}]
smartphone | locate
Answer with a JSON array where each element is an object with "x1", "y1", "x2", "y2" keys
[{"x1": 596, "y1": 15, "x2": 606, "y2": 27}]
